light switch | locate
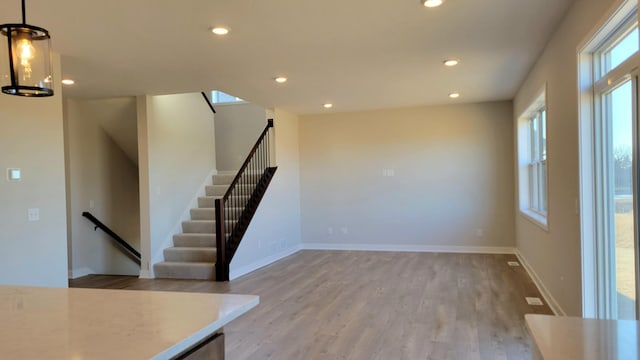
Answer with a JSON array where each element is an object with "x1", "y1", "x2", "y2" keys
[
  {"x1": 7, "y1": 168, "x2": 21, "y2": 181},
  {"x1": 28, "y1": 208, "x2": 40, "y2": 222}
]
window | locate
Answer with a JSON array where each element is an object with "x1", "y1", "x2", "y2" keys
[
  {"x1": 211, "y1": 90, "x2": 245, "y2": 104},
  {"x1": 579, "y1": 0, "x2": 639, "y2": 320},
  {"x1": 517, "y1": 89, "x2": 548, "y2": 228},
  {"x1": 528, "y1": 109, "x2": 547, "y2": 215}
]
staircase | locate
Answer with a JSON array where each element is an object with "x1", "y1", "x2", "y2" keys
[
  {"x1": 153, "y1": 173, "x2": 235, "y2": 280},
  {"x1": 154, "y1": 119, "x2": 276, "y2": 281}
]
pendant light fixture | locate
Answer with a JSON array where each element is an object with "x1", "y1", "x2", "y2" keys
[{"x1": 0, "y1": 0, "x2": 54, "y2": 97}]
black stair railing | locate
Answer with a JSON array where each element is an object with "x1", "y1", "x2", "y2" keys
[
  {"x1": 201, "y1": 92, "x2": 216, "y2": 114},
  {"x1": 215, "y1": 119, "x2": 277, "y2": 281},
  {"x1": 82, "y1": 212, "x2": 141, "y2": 265}
]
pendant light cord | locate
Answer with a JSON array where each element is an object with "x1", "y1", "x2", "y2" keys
[{"x1": 21, "y1": 0, "x2": 26, "y2": 24}]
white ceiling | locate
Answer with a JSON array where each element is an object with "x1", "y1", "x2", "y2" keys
[{"x1": 8, "y1": 0, "x2": 574, "y2": 114}]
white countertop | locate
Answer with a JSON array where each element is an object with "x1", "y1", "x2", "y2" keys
[
  {"x1": 526, "y1": 314, "x2": 640, "y2": 360},
  {"x1": 0, "y1": 286, "x2": 259, "y2": 359}
]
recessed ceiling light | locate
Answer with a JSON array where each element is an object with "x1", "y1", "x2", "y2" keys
[
  {"x1": 449, "y1": 92, "x2": 460, "y2": 99},
  {"x1": 61, "y1": 79, "x2": 75, "y2": 85},
  {"x1": 211, "y1": 27, "x2": 230, "y2": 35},
  {"x1": 323, "y1": 103, "x2": 333, "y2": 109},
  {"x1": 422, "y1": 0, "x2": 444, "y2": 8},
  {"x1": 443, "y1": 59, "x2": 459, "y2": 67},
  {"x1": 274, "y1": 76, "x2": 288, "y2": 84}
]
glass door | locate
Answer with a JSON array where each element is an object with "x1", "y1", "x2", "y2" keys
[{"x1": 601, "y1": 78, "x2": 638, "y2": 319}]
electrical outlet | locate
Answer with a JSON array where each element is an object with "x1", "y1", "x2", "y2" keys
[{"x1": 27, "y1": 208, "x2": 40, "y2": 222}]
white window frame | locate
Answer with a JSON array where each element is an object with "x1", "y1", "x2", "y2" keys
[
  {"x1": 578, "y1": 0, "x2": 639, "y2": 319},
  {"x1": 517, "y1": 86, "x2": 549, "y2": 230}
]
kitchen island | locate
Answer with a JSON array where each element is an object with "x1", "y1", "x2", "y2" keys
[
  {"x1": 526, "y1": 314, "x2": 640, "y2": 360},
  {"x1": 0, "y1": 286, "x2": 259, "y2": 359}
]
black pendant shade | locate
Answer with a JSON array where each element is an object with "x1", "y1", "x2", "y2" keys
[{"x1": 0, "y1": 0, "x2": 54, "y2": 97}]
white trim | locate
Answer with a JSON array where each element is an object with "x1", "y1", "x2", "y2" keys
[
  {"x1": 519, "y1": 211, "x2": 549, "y2": 231},
  {"x1": 68, "y1": 267, "x2": 95, "y2": 279},
  {"x1": 149, "y1": 168, "x2": 219, "y2": 274},
  {"x1": 515, "y1": 249, "x2": 566, "y2": 316},
  {"x1": 577, "y1": 0, "x2": 637, "y2": 56},
  {"x1": 300, "y1": 243, "x2": 517, "y2": 254},
  {"x1": 139, "y1": 269, "x2": 153, "y2": 279},
  {"x1": 229, "y1": 245, "x2": 303, "y2": 280},
  {"x1": 517, "y1": 85, "x2": 549, "y2": 226},
  {"x1": 577, "y1": 0, "x2": 640, "y2": 319},
  {"x1": 578, "y1": 37, "x2": 599, "y2": 318}
]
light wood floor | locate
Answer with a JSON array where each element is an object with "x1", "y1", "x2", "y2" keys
[{"x1": 70, "y1": 250, "x2": 553, "y2": 359}]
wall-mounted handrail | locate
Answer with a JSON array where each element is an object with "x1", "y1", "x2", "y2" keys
[
  {"x1": 201, "y1": 92, "x2": 216, "y2": 114},
  {"x1": 81, "y1": 211, "x2": 141, "y2": 265}
]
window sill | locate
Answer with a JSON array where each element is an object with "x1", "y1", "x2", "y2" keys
[{"x1": 520, "y1": 209, "x2": 549, "y2": 232}]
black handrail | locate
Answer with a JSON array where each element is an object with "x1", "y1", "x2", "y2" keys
[
  {"x1": 201, "y1": 92, "x2": 216, "y2": 114},
  {"x1": 82, "y1": 211, "x2": 141, "y2": 265},
  {"x1": 221, "y1": 119, "x2": 273, "y2": 203},
  {"x1": 215, "y1": 119, "x2": 275, "y2": 280}
]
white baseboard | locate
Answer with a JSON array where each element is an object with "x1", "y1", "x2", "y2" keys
[
  {"x1": 229, "y1": 245, "x2": 302, "y2": 280},
  {"x1": 300, "y1": 243, "x2": 516, "y2": 254},
  {"x1": 139, "y1": 269, "x2": 153, "y2": 279},
  {"x1": 68, "y1": 267, "x2": 94, "y2": 279},
  {"x1": 515, "y1": 249, "x2": 566, "y2": 316}
]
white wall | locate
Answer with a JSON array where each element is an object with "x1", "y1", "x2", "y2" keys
[
  {"x1": 64, "y1": 97, "x2": 140, "y2": 277},
  {"x1": 138, "y1": 93, "x2": 216, "y2": 276},
  {"x1": 513, "y1": 0, "x2": 617, "y2": 316},
  {"x1": 214, "y1": 103, "x2": 268, "y2": 171},
  {"x1": 0, "y1": 55, "x2": 68, "y2": 287},
  {"x1": 299, "y1": 102, "x2": 515, "y2": 251},
  {"x1": 230, "y1": 108, "x2": 302, "y2": 278}
]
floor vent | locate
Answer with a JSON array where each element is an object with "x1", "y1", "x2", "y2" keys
[
  {"x1": 526, "y1": 297, "x2": 544, "y2": 306},
  {"x1": 507, "y1": 261, "x2": 520, "y2": 267}
]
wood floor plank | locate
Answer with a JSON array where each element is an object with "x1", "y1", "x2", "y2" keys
[{"x1": 70, "y1": 250, "x2": 553, "y2": 359}]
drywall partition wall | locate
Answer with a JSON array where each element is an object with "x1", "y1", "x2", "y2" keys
[
  {"x1": 214, "y1": 102, "x2": 268, "y2": 171},
  {"x1": 230, "y1": 108, "x2": 302, "y2": 278},
  {"x1": 0, "y1": 54, "x2": 68, "y2": 287},
  {"x1": 299, "y1": 101, "x2": 515, "y2": 252},
  {"x1": 143, "y1": 93, "x2": 216, "y2": 274},
  {"x1": 513, "y1": 0, "x2": 617, "y2": 316},
  {"x1": 65, "y1": 97, "x2": 140, "y2": 277}
]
